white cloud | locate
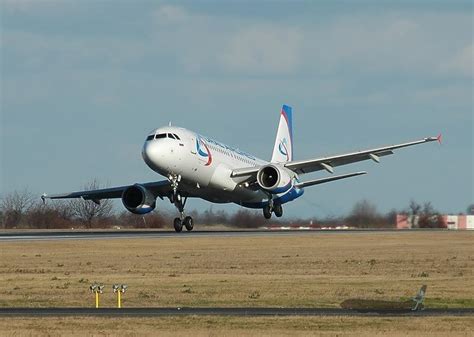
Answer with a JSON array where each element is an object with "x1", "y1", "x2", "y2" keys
[
  {"x1": 152, "y1": 5, "x2": 190, "y2": 25},
  {"x1": 412, "y1": 85, "x2": 472, "y2": 109},
  {"x1": 149, "y1": 7, "x2": 474, "y2": 78},
  {"x1": 1, "y1": 0, "x2": 68, "y2": 12},
  {"x1": 300, "y1": 12, "x2": 472, "y2": 77},
  {"x1": 440, "y1": 44, "x2": 474, "y2": 78},
  {"x1": 2, "y1": 30, "x2": 146, "y2": 71},
  {"x1": 1, "y1": 0, "x2": 37, "y2": 12},
  {"x1": 4, "y1": 4, "x2": 472, "y2": 82},
  {"x1": 150, "y1": 6, "x2": 304, "y2": 74},
  {"x1": 218, "y1": 25, "x2": 303, "y2": 74}
]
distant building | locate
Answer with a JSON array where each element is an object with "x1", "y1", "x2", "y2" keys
[{"x1": 396, "y1": 214, "x2": 474, "y2": 230}]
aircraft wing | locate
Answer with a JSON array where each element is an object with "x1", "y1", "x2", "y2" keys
[
  {"x1": 285, "y1": 136, "x2": 440, "y2": 175},
  {"x1": 42, "y1": 180, "x2": 172, "y2": 202},
  {"x1": 294, "y1": 171, "x2": 367, "y2": 188},
  {"x1": 232, "y1": 135, "x2": 440, "y2": 178}
]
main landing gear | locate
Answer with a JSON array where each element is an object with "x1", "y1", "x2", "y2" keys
[
  {"x1": 262, "y1": 199, "x2": 283, "y2": 219},
  {"x1": 173, "y1": 215, "x2": 194, "y2": 233},
  {"x1": 169, "y1": 174, "x2": 194, "y2": 233}
]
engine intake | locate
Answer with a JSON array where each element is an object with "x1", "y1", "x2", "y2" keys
[
  {"x1": 256, "y1": 165, "x2": 293, "y2": 194},
  {"x1": 122, "y1": 184, "x2": 156, "y2": 214}
]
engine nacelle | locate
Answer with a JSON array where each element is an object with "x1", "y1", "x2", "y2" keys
[
  {"x1": 256, "y1": 164, "x2": 293, "y2": 194},
  {"x1": 121, "y1": 184, "x2": 156, "y2": 215}
]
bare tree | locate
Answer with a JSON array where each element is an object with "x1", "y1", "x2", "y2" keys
[
  {"x1": 26, "y1": 201, "x2": 75, "y2": 229},
  {"x1": 408, "y1": 200, "x2": 422, "y2": 228},
  {"x1": 346, "y1": 199, "x2": 380, "y2": 228},
  {"x1": 0, "y1": 189, "x2": 35, "y2": 228},
  {"x1": 418, "y1": 202, "x2": 446, "y2": 228},
  {"x1": 68, "y1": 179, "x2": 113, "y2": 228},
  {"x1": 383, "y1": 209, "x2": 398, "y2": 228},
  {"x1": 407, "y1": 200, "x2": 445, "y2": 228},
  {"x1": 200, "y1": 207, "x2": 229, "y2": 225},
  {"x1": 230, "y1": 209, "x2": 266, "y2": 228}
]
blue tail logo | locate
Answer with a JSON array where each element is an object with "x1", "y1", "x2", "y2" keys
[{"x1": 278, "y1": 138, "x2": 289, "y2": 161}]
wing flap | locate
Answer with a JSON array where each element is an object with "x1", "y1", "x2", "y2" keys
[{"x1": 295, "y1": 171, "x2": 367, "y2": 188}]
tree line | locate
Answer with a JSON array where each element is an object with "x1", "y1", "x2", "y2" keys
[{"x1": 1, "y1": 186, "x2": 466, "y2": 230}]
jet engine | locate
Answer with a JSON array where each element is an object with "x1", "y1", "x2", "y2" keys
[
  {"x1": 121, "y1": 184, "x2": 156, "y2": 214},
  {"x1": 256, "y1": 164, "x2": 293, "y2": 194}
]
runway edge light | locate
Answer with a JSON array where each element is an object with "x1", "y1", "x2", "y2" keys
[
  {"x1": 90, "y1": 283, "x2": 104, "y2": 309},
  {"x1": 113, "y1": 284, "x2": 128, "y2": 308}
]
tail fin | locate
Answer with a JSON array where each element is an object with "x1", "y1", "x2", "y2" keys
[{"x1": 271, "y1": 105, "x2": 294, "y2": 163}]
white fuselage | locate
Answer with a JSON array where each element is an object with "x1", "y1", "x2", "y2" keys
[{"x1": 141, "y1": 126, "x2": 303, "y2": 208}]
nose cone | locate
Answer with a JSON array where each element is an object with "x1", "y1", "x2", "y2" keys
[{"x1": 142, "y1": 140, "x2": 164, "y2": 171}]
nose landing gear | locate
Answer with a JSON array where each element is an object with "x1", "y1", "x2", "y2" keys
[
  {"x1": 169, "y1": 174, "x2": 194, "y2": 233},
  {"x1": 171, "y1": 196, "x2": 194, "y2": 233}
]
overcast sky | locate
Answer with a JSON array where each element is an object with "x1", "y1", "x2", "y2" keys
[{"x1": 1, "y1": 0, "x2": 472, "y2": 218}]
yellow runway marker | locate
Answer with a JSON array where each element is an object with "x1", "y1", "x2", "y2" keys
[
  {"x1": 113, "y1": 284, "x2": 128, "y2": 308},
  {"x1": 90, "y1": 284, "x2": 104, "y2": 309}
]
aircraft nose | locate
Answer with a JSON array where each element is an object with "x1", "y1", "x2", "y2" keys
[{"x1": 142, "y1": 140, "x2": 163, "y2": 170}]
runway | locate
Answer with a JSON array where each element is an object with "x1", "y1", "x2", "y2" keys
[
  {"x1": 0, "y1": 307, "x2": 472, "y2": 317},
  {"x1": 0, "y1": 229, "x2": 447, "y2": 242}
]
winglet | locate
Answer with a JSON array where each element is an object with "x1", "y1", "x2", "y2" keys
[{"x1": 425, "y1": 134, "x2": 442, "y2": 144}]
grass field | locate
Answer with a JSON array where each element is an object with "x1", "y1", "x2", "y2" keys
[{"x1": 0, "y1": 231, "x2": 473, "y2": 336}]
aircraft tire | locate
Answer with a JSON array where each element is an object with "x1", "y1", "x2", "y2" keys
[
  {"x1": 173, "y1": 218, "x2": 183, "y2": 232},
  {"x1": 184, "y1": 216, "x2": 194, "y2": 231},
  {"x1": 263, "y1": 206, "x2": 272, "y2": 219},
  {"x1": 274, "y1": 204, "x2": 283, "y2": 217}
]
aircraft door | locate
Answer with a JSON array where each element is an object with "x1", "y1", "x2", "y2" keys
[{"x1": 190, "y1": 136, "x2": 197, "y2": 155}]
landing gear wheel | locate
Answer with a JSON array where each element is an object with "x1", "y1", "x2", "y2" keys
[
  {"x1": 263, "y1": 206, "x2": 272, "y2": 219},
  {"x1": 173, "y1": 218, "x2": 183, "y2": 233},
  {"x1": 274, "y1": 204, "x2": 283, "y2": 218},
  {"x1": 184, "y1": 216, "x2": 194, "y2": 231}
]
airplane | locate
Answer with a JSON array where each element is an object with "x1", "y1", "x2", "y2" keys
[{"x1": 42, "y1": 105, "x2": 441, "y2": 232}]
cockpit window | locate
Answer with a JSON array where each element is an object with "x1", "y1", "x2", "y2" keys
[{"x1": 152, "y1": 133, "x2": 180, "y2": 140}]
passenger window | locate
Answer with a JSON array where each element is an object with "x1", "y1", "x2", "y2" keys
[{"x1": 155, "y1": 134, "x2": 166, "y2": 139}]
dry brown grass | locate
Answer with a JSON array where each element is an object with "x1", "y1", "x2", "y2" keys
[
  {"x1": 0, "y1": 231, "x2": 473, "y2": 335},
  {"x1": 0, "y1": 316, "x2": 473, "y2": 337}
]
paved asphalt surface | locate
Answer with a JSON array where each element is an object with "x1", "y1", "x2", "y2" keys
[
  {"x1": 0, "y1": 229, "x2": 448, "y2": 242},
  {"x1": 0, "y1": 307, "x2": 472, "y2": 317}
]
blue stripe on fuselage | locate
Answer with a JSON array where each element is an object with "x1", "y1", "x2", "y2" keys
[{"x1": 197, "y1": 134, "x2": 257, "y2": 161}]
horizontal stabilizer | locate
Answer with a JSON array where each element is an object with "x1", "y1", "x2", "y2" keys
[{"x1": 295, "y1": 171, "x2": 367, "y2": 189}]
